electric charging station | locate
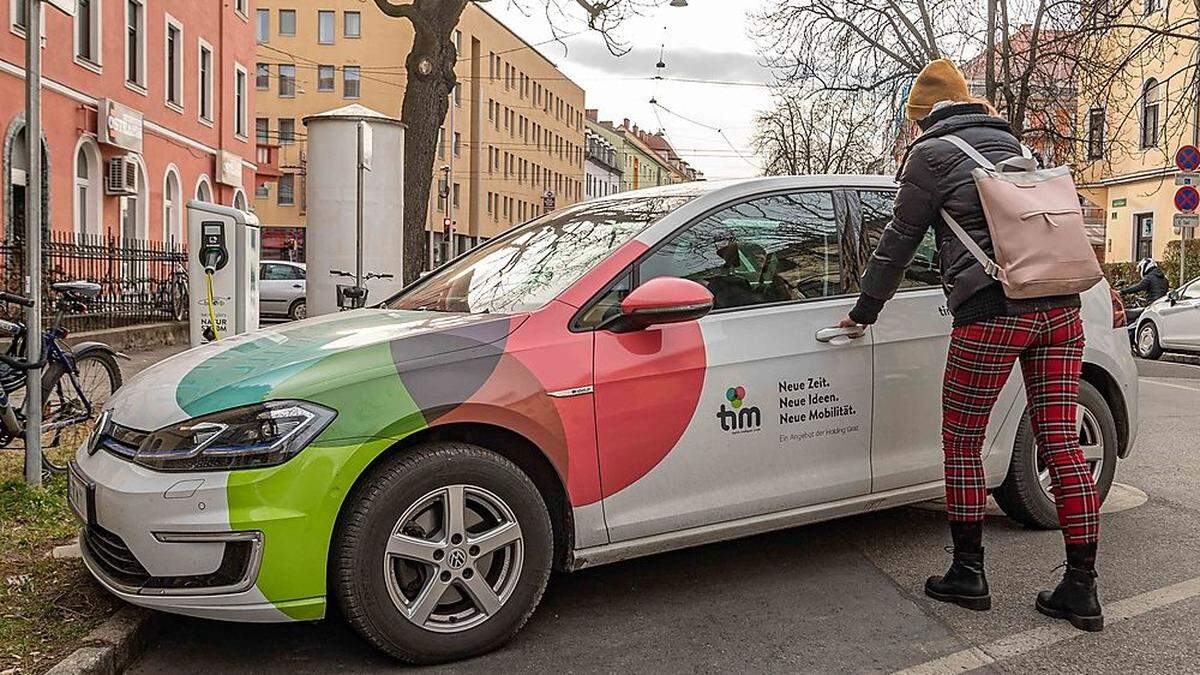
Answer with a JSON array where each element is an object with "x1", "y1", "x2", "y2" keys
[{"x1": 187, "y1": 200, "x2": 260, "y2": 346}]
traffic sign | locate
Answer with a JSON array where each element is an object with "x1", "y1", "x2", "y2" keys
[
  {"x1": 1175, "y1": 185, "x2": 1200, "y2": 212},
  {"x1": 1177, "y1": 145, "x2": 1200, "y2": 172},
  {"x1": 1173, "y1": 213, "x2": 1198, "y2": 230}
]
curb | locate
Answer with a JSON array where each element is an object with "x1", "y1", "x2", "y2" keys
[
  {"x1": 46, "y1": 607, "x2": 161, "y2": 675},
  {"x1": 1163, "y1": 353, "x2": 1200, "y2": 366}
]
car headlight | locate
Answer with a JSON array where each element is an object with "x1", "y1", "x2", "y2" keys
[{"x1": 132, "y1": 400, "x2": 336, "y2": 471}]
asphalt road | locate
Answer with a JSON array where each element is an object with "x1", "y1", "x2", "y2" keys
[{"x1": 126, "y1": 358, "x2": 1200, "y2": 674}]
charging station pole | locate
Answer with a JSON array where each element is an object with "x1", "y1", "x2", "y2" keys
[{"x1": 23, "y1": 0, "x2": 42, "y2": 486}]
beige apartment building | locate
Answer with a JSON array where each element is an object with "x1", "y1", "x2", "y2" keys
[{"x1": 252, "y1": 1, "x2": 587, "y2": 263}]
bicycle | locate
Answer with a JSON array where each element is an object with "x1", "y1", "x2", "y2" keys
[
  {"x1": 0, "y1": 281, "x2": 124, "y2": 475},
  {"x1": 330, "y1": 269, "x2": 394, "y2": 310}
]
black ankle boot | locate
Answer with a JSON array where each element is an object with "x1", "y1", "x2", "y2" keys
[
  {"x1": 925, "y1": 547, "x2": 991, "y2": 611},
  {"x1": 1036, "y1": 566, "x2": 1103, "y2": 632}
]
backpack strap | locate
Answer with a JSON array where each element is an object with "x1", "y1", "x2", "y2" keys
[{"x1": 939, "y1": 209, "x2": 1002, "y2": 280}]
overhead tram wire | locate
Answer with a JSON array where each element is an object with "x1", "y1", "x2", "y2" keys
[{"x1": 649, "y1": 98, "x2": 759, "y2": 170}]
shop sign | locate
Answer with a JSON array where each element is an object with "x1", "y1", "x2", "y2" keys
[
  {"x1": 217, "y1": 150, "x2": 243, "y2": 187},
  {"x1": 98, "y1": 98, "x2": 143, "y2": 153}
]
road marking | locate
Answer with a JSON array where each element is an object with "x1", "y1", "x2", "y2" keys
[
  {"x1": 893, "y1": 576, "x2": 1200, "y2": 675},
  {"x1": 1141, "y1": 378, "x2": 1200, "y2": 393}
]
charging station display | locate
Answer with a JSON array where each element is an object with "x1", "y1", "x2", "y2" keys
[{"x1": 187, "y1": 201, "x2": 260, "y2": 346}]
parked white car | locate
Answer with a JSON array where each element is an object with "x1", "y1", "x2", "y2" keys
[
  {"x1": 1133, "y1": 275, "x2": 1200, "y2": 359},
  {"x1": 259, "y1": 260, "x2": 306, "y2": 321}
]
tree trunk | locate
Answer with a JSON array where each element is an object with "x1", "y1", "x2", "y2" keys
[{"x1": 376, "y1": 0, "x2": 467, "y2": 284}]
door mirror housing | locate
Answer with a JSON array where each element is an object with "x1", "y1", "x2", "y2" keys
[
  {"x1": 610, "y1": 277, "x2": 713, "y2": 332},
  {"x1": 1168, "y1": 290, "x2": 1180, "y2": 304}
]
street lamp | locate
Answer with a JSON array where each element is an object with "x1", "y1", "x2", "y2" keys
[{"x1": 670, "y1": 0, "x2": 688, "y2": 6}]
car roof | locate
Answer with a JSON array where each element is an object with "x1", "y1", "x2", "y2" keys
[{"x1": 591, "y1": 175, "x2": 898, "y2": 204}]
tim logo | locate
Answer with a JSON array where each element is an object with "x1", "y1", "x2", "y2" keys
[{"x1": 717, "y1": 386, "x2": 761, "y2": 433}]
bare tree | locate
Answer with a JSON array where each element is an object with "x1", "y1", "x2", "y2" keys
[
  {"x1": 372, "y1": 0, "x2": 661, "y2": 283},
  {"x1": 754, "y1": 90, "x2": 890, "y2": 175}
]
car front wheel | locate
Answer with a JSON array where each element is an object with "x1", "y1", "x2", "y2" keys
[
  {"x1": 993, "y1": 380, "x2": 1118, "y2": 530},
  {"x1": 288, "y1": 299, "x2": 306, "y2": 321},
  {"x1": 1136, "y1": 321, "x2": 1162, "y2": 360},
  {"x1": 333, "y1": 442, "x2": 553, "y2": 664}
]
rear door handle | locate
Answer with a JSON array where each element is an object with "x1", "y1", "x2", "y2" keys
[
  {"x1": 292, "y1": 284, "x2": 303, "y2": 288},
  {"x1": 815, "y1": 325, "x2": 866, "y2": 343}
]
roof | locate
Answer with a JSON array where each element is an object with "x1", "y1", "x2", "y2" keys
[
  {"x1": 302, "y1": 104, "x2": 405, "y2": 127},
  {"x1": 586, "y1": 175, "x2": 897, "y2": 204}
]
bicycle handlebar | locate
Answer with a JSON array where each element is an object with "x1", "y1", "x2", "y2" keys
[{"x1": 0, "y1": 291, "x2": 33, "y2": 307}]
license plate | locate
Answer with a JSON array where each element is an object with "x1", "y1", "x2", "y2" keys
[{"x1": 67, "y1": 462, "x2": 92, "y2": 525}]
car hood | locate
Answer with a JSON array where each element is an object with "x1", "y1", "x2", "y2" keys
[{"x1": 108, "y1": 309, "x2": 522, "y2": 431}]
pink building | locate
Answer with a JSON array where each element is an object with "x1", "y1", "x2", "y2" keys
[{"x1": 0, "y1": 0, "x2": 256, "y2": 246}]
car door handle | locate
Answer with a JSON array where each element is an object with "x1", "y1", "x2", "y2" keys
[
  {"x1": 292, "y1": 284, "x2": 303, "y2": 288},
  {"x1": 815, "y1": 325, "x2": 866, "y2": 343}
]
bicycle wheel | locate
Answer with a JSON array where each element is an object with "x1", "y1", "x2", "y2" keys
[{"x1": 38, "y1": 351, "x2": 122, "y2": 474}]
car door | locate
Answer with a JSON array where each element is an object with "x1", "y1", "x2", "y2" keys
[
  {"x1": 855, "y1": 189, "x2": 1023, "y2": 491},
  {"x1": 259, "y1": 263, "x2": 288, "y2": 314},
  {"x1": 1157, "y1": 279, "x2": 1200, "y2": 348},
  {"x1": 278, "y1": 263, "x2": 306, "y2": 308},
  {"x1": 591, "y1": 189, "x2": 875, "y2": 542}
]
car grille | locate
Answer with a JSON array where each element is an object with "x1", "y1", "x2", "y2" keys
[
  {"x1": 82, "y1": 524, "x2": 259, "y2": 594},
  {"x1": 82, "y1": 523, "x2": 150, "y2": 587},
  {"x1": 95, "y1": 423, "x2": 147, "y2": 460}
]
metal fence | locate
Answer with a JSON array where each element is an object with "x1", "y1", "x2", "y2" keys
[{"x1": 0, "y1": 231, "x2": 188, "y2": 332}]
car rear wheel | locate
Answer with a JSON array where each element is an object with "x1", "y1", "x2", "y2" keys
[
  {"x1": 288, "y1": 299, "x2": 306, "y2": 321},
  {"x1": 333, "y1": 442, "x2": 553, "y2": 664},
  {"x1": 994, "y1": 381, "x2": 1118, "y2": 530},
  {"x1": 1136, "y1": 321, "x2": 1162, "y2": 360}
]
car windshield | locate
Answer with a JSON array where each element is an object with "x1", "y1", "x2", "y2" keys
[{"x1": 388, "y1": 195, "x2": 692, "y2": 314}]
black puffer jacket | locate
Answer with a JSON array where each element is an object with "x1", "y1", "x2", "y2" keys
[
  {"x1": 1119, "y1": 268, "x2": 1169, "y2": 303},
  {"x1": 849, "y1": 103, "x2": 1079, "y2": 326}
]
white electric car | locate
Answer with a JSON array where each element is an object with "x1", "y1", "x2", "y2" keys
[
  {"x1": 1133, "y1": 275, "x2": 1200, "y2": 359},
  {"x1": 73, "y1": 177, "x2": 1139, "y2": 664}
]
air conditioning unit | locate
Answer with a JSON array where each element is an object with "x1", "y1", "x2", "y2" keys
[{"x1": 106, "y1": 155, "x2": 139, "y2": 196}]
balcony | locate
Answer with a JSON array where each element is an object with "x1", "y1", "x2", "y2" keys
[{"x1": 255, "y1": 143, "x2": 283, "y2": 180}]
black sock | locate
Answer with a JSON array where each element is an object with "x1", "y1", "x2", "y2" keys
[
  {"x1": 1066, "y1": 542, "x2": 1097, "y2": 572},
  {"x1": 950, "y1": 520, "x2": 983, "y2": 553}
]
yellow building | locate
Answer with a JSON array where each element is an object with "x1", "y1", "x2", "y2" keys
[
  {"x1": 252, "y1": 2, "x2": 587, "y2": 264},
  {"x1": 1077, "y1": 1, "x2": 1197, "y2": 263}
]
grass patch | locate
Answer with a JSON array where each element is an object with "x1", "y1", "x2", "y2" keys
[{"x1": 0, "y1": 450, "x2": 120, "y2": 674}]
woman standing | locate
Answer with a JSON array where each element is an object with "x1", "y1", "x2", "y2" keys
[{"x1": 841, "y1": 59, "x2": 1104, "y2": 631}]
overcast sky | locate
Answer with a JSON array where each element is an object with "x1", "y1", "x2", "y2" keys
[{"x1": 482, "y1": 0, "x2": 774, "y2": 180}]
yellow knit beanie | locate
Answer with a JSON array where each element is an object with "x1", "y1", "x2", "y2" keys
[{"x1": 906, "y1": 59, "x2": 974, "y2": 121}]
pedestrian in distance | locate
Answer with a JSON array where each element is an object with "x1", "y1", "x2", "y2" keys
[{"x1": 839, "y1": 59, "x2": 1104, "y2": 631}]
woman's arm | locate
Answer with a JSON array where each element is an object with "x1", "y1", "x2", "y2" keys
[{"x1": 846, "y1": 144, "x2": 943, "y2": 325}]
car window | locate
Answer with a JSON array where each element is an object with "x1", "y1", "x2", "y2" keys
[
  {"x1": 388, "y1": 195, "x2": 693, "y2": 314},
  {"x1": 576, "y1": 268, "x2": 632, "y2": 329},
  {"x1": 280, "y1": 265, "x2": 304, "y2": 280},
  {"x1": 261, "y1": 263, "x2": 286, "y2": 280},
  {"x1": 1183, "y1": 280, "x2": 1200, "y2": 300},
  {"x1": 860, "y1": 190, "x2": 941, "y2": 289},
  {"x1": 637, "y1": 191, "x2": 849, "y2": 311}
]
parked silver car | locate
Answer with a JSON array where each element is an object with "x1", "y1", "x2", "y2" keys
[
  {"x1": 1133, "y1": 275, "x2": 1200, "y2": 359},
  {"x1": 259, "y1": 260, "x2": 306, "y2": 321}
]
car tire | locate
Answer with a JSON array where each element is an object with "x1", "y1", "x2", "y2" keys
[
  {"x1": 333, "y1": 441, "x2": 553, "y2": 664},
  {"x1": 288, "y1": 299, "x2": 306, "y2": 321},
  {"x1": 1136, "y1": 321, "x2": 1162, "y2": 360},
  {"x1": 993, "y1": 381, "x2": 1118, "y2": 530}
]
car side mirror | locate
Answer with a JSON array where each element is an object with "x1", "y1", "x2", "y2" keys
[
  {"x1": 1168, "y1": 290, "x2": 1180, "y2": 304},
  {"x1": 609, "y1": 277, "x2": 713, "y2": 332}
]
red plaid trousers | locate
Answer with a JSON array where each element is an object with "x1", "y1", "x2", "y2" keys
[{"x1": 942, "y1": 307, "x2": 1100, "y2": 545}]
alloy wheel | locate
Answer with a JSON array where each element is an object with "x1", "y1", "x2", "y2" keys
[
  {"x1": 382, "y1": 484, "x2": 524, "y2": 633},
  {"x1": 1137, "y1": 324, "x2": 1156, "y2": 357},
  {"x1": 1035, "y1": 404, "x2": 1105, "y2": 502}
]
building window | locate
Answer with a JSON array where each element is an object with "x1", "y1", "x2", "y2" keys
[
  {"x1": 279, "y1": 9, "x2": 296, "y2": 36},
  {"x1": 453, "y1": 132, "x2": 461, "y2": 157},
  {"x1": 256, "y1": 8, "x2": 269, "y2": 42},
  {"x1": 453, "y1": 183, "x2": 460, "y2": 208},
  {"x1": 344, "y1": 11, "x2": 360, "y2": 37},
  {"x1": 75, "y1": 0, "x2": 101, "y2": 64},
  {"x1": 163, "y1": 168, "x2": 181, "y2": 243},
  {"x1": 165, "y1": 17, "x2": 183, "y2": 108},
  {"x1": 256, "y1": 118, "x2": 270, "y2": 144},
  {"x1": 12, "y1": 0, "x2": 26, "y2": 31},
  {"x1": 318, "y1": 10, "x2": 334, "y2": 44},
  {"x1": 343, "y1": 65, "x2": 360, "y2": 98},
  {"x1": 453, "y1": 83, "x2": 461, "y2": 107},
  {"x1": 235, "y1": 0, "x2": 246, "y2": 16},
  {"x1": 278, "y1": 118, "x2": 295, "y2": 145},
  {"x1": 198, "y1": 42, "x2": 213, "y2": 121},
  {"x1": 1087, "y1": 107, "x2": 1105, "y2": 160},
  {"x1": 256, "y1": 182, "x2": 269, "y2": 199},
  {"x1": 1135, "y1": 213, "x2": 1154, "y2": 259},
  {"x1": 234, "y1": 64, "x2": 248, "y2": 138},
  {"x1": 489, "y1": 52, "x2": 495, "y2": 79},
  {"x1": 1141, "y1": 79, "x2": 1160, "y2": 149},
  {"x1": 453, "y1": 29, "x2": 462, "y2": 54},
  {"x1": 1145, "y1": 0, "x2": 1161, "y2": 13},
  {"x1": 233, "y1": 189, "x2": 247, "y2": 212},
  {"x1": 196, "y1": 176, "x2": 213, "y2": 202},
  {"x1": 317, "y1": 65, "x2": 335, "y2": 91},
  {"x1": 279, "y1": 64, "x2": 296, "y2": 97},
  {"x1": 278, "y1": 174, "x2": 296, "y2": 206},
  {"x1": 74, "y1": 141, "x2": 100, "y2": 236},
  {"x1": 125, "y1": 0, "x2": 145, "y2": 87},
  {"x1": 256, "y1": 63, "x2": 270, "y2": 90}
]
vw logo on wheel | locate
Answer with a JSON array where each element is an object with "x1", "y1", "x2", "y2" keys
[{"x1": 446, "y1": 548, "x2": 468, "y2": 570}]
